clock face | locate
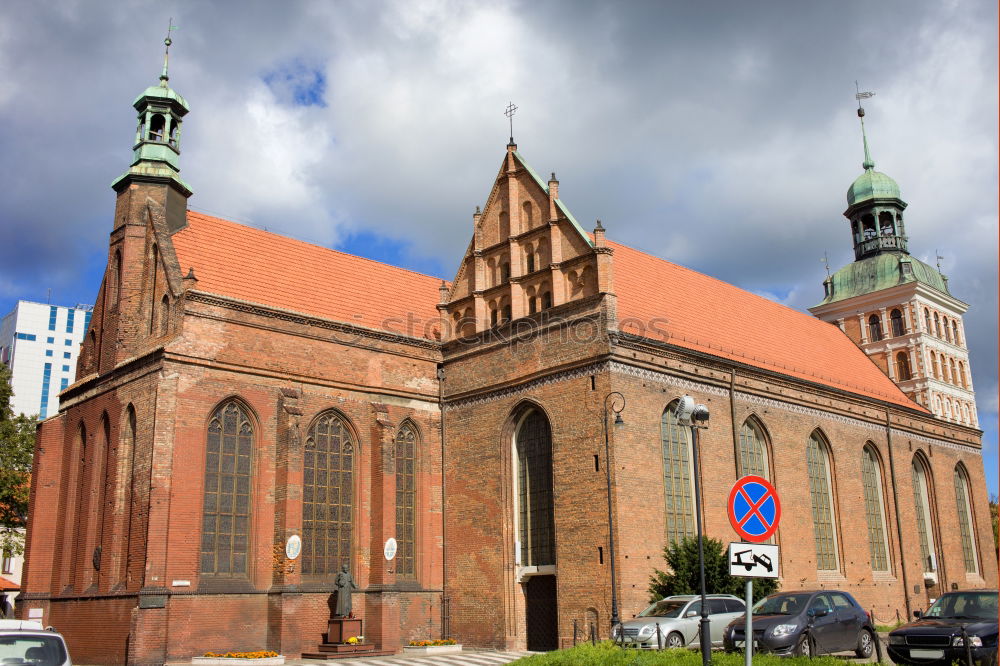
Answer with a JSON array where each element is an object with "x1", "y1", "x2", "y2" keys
[{"x1": 285, "y1": 534, "x2": 302, "y2": 560}]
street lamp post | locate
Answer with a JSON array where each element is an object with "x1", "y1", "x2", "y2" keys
[
  {"x1": 676, "y1": 396, "x2": 711, "y2": 666},
  {"x1": 602, "y1": 391, "x2": 625, "y2": 638}
]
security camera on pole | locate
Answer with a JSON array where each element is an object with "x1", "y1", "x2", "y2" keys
[
  {"x1": 674, "y1": 396, "x2": 711, "y2": 666},
  {"x1": 728, "y1": 475, "x2": 782, "y2": 666}
]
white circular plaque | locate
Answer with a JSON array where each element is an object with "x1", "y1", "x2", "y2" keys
[
  {"x1": 285, "y1": 534, "x2": 302, "y2": 560},
  {"x1": 384, "y1": 537, "x2": 398, "y2": 561}
]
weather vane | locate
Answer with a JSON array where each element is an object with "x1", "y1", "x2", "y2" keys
[
  {"x1": 854, "y1": 81, "x2": 875, "y2": 116},
  {"x1": 821, "y1": 252, "x2": 831, "y2": 278},
  {"x1": 935, "y1": 250, "x2": 945, "y2": 273},
  {"x1": 504, "y1": 101, "x2": 518, "y2": 144}
]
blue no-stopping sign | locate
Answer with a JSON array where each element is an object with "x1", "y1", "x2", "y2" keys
[{"x1": 727, "y1": 475, "x2": 781, "y2": 543}]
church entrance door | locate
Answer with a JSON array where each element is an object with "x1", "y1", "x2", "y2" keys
[{"x1": 525, "y1": 574, "x2": 558, "y2": 651}]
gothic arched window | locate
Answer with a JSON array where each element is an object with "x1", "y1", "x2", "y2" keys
[
  {"x1": 201, "y1": 400, "x2": 253, "y2": 576},
  {"x1": 953, "y1": 465, "x2": 979, "y2": 574},
  {"x1": 159, "y1": 295, "x2": 170, "y2": 335},
  {"x1": 395, "y1": 422, "x2": 417, "y2": 578},
  {"x1": 911, "y1": 455, "x2": 937, "y2": 573},
  {"x1": 662, "y1": 402, "x2": 695, "y2": 545},
  {"x1": 806, "y1": 431, "x2": 839, "y2": 571},
  {"x1": 896, "y1": 352, "x2": 911, "y2": 381},
  {"x1": 868, "y1": 314, "x2": 883, "y2": 342},
  {"x1": 890, "y1": 309, "x2": 905, "y2": 337},
  {"x1": 515, "y1": 408, "x2": 555, "y2": 567},
  {"x1": 737, "y1": 417, "x2": 769, "y2": 479},
  {"x1": 861, "y1": 445, "x2": 890, "y2": 572},
  {"x1": 303, "y1": 411, "x2": 355, "y2": 576}
]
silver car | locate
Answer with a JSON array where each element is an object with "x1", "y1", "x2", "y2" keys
[
  {"x1": 0, "y1": 619, "x2": 72, "y2": 665},
  {"x1": 613, "y1": 595, "x2": 747, "y2": 649}
]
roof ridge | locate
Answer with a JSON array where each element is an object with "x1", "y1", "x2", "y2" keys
[
  {"x1": 607, "y1": 237, "x2": 817, "y2": 320},
  {"x1": 184, "y1": 210, "x2": 449, "y2": 284}
]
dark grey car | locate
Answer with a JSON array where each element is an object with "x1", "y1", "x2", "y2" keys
[{"x1": 723, "y1": 590, "x2": 875, "y2": 658}]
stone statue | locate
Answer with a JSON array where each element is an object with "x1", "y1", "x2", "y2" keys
[{"x1": 334, "y1": 563, "x2": 358, "y2": 617}]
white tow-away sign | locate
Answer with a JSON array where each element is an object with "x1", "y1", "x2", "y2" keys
[{"x1": 728, "y1": 542, "x2": 779, "y2": 578}]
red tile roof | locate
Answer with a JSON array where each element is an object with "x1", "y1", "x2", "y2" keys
[
  {"x1": 172, "y1": 212, "x2": 444, "y2": 340},
  {"x1": 171, "y1": 211, "x2": 921, "y2": 410},
  {"x1": 611, "y1": 240, "x2": 923, "y2": 410},
  {"x1": 0, "y1": 577, "x2": 18, "y2": 591}
]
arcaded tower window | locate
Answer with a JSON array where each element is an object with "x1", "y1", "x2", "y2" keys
[
  {"x1": 303, "y1": 412, "x2": 355, "y2": 576},
  {"x1": 868, "y1": 314, "x2": 883, "y2": 342},
  {"x1": 896, "y1": 352, "x2": 911, "y2": 381},
  {"x1": 662, "y1": 401, "x2": 695, "y2": 545},
  {"x1": 201, "y1": 401, "x2": 253, "y2": 576},
  {"x1": 890, "y1": 309, "x2": 905, "y2": 337}
]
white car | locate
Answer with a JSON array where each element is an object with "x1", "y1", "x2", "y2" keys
[
  {"x1": 0, "y1": 619, "x2": 72, "y2": 665},
  {"x1": 613, "y1": 594, "x2": 747, "y2": 649}
]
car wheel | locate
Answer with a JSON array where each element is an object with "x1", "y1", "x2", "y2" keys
[
  {"x1": 666, "y1": 631, "x2": 685, "y2": 649},
  {"x1": 794, "y1": 633, "x2": 812, "y2": 658},
  {"x1": 855, "y1": 628, "x2": 875, "y2": 659}
]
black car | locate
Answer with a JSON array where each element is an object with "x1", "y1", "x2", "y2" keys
[
  {"x1": 723, "y1": 589, "x2": 875, "y2": 658},
  {"x1": 888, "y1": 590, "x2": 998, "y2": 666}
]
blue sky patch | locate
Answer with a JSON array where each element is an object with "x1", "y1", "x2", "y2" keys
[{"x1": 262, "y1": 59, "x2": 327, "y2": 107}]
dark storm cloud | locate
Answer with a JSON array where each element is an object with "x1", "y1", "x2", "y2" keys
[{"x1": 0, "y1": 1, "x2": 995, "y2": 464}]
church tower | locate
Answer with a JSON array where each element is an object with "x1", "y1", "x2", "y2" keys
[{"x1": 809, "y1": 98, "x2": 977, "y2": 427}]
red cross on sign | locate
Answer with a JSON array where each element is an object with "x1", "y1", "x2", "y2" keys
[{"x1": 727, "y1": 475, "x2": 781, "y2": 543}]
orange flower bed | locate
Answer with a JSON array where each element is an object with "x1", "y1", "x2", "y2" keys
[
  {"x1": 202, "y1": 651, "x2": 279, "y2": 658},
  {"x1": 407, "y1": 639, "x2": 457, "y2": 646}
]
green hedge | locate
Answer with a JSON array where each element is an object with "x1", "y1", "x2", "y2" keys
[{"x1": 511, "y1": 642, "x2": 847, "y2": 666}]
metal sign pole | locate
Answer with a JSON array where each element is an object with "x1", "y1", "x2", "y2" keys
[{"x1": 745, "y1": 578, "x2": 753, "y2": 666}]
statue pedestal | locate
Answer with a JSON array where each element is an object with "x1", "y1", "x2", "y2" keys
[{"x1": 327, "y1": 618, "x2": 362, "y2": 644}]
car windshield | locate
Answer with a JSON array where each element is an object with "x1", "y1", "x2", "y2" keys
[
  {"x1": 923, "y1": 592, "x2": 998, "y2": 620},
  {"x1": 0, "y1": 634, "x2": 68, "y2": 665},
  {"x1": 753, "y1": 593, "x2": 811, "y2": 616},
  {"x1": 638, "y1": 599, "x2": 688, "y2": 618}
]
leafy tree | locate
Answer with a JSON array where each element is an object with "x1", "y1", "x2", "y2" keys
[
  {"x1": 0, "y1": 364, "x2": 36, "y2": 557},
  {"x1": 990, "y1": 494, "x2": 998, "y2": 558},
  {"x1": 649, "y1": 536, "x2": 779, "y2": 602}
]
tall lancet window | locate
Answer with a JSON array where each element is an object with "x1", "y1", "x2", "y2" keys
[
  {"x1": 395, "y1": 422, "x2": 417, "y2": 578},
  {"x1": 515, "y1": 408, "x2": 555, "y2": 567},
  {"x1": 662, "y1": 402, "x2": 695, "y2": 544},
  {"x1": 737, "y1": 417, "x2": 769, "y2": 479},
  {"x1": 806, "y1": 431, "x2": 839, "y2": 571},
  {"x1": 303, "y1": 412, "x2": 355, "y2": 576},
  {"x1": 861, "y1": 445, "x2": 891, "y2": 572},
  {"x1": 201, "y1": 401, "x2": 253, "y2": 576},
  {"x1": 953, "y1": 465, "x2": 979, "y2": 574},
  {"x1": 911, "y1": 455, "x2": 937, "y2": 573}
]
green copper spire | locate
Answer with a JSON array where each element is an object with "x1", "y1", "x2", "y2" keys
[
  {"x1": 160, "y1": 19, "x2": 175, "y2": 85},
  {"x1": 110, "y1": 21, "x2": 192, "y2": 196},
  {"x1": 856, "y1": 83, "x2": 875, "y2": 170}
]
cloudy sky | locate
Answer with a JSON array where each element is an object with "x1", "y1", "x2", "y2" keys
[{"x1": 1, "y1": 1, "x2": 995, "y2": 492}]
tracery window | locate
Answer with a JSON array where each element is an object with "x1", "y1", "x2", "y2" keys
[
  {"x1": 303, "y1": 411, "x2": 355, "y2": 576},
  {"x1": 201, "y1": 400, "x2": 253, "y2": 576},
  {"x1": 911, "y1": 456, "x2": 937, "y2": 572},
  {"x1": 515, "y1": 409, "x2": 555, "y2": 567},
  {"x1": 868, "y1": 314, "x2": 882, "y2": 342},
  {"x1": 806, "y1": 431, "x2": 839, "y2": 571},
  {"x1": 861, "y1": 445, "x2": 890, "y2": 572},
  {"x1": 953, "y1": 465, "x2": 979, "y2": 574},
  {"x1": 890, "y1": 309, "x2": 905, "y2": 337},
  {"x1": 395, "y1": 422, "x2": 417, "y2": 578},
  {"x1": 662, "y1": 402, "x2": 695, "y2": 544},
  {"x1": 737, "y1": 417, "x2": 769, "y2": 479}
]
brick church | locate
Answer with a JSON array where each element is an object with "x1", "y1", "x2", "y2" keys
[{"x1": 20, "y1": 49, "x2": 995, "y2": 664}]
